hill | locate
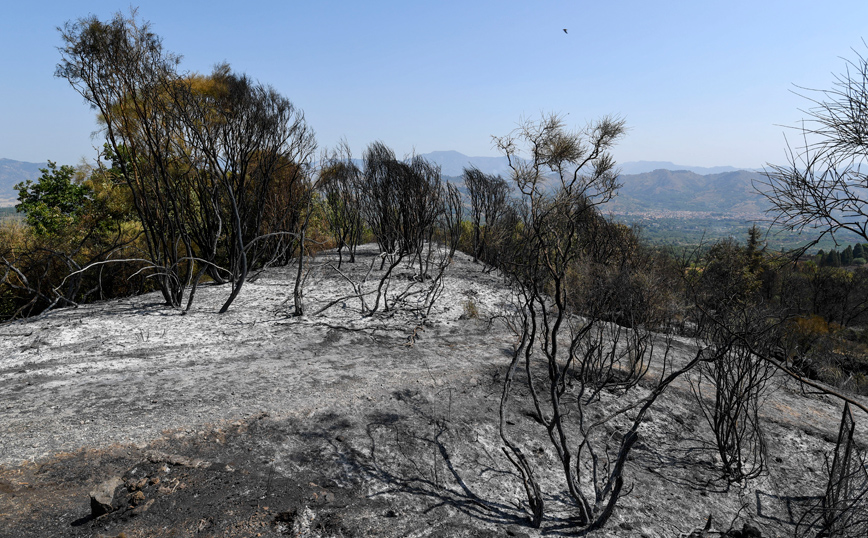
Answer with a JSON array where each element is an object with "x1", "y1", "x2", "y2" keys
[
  {"x1": 617, "y1": 160, "x2": 756, "y2": 175},
  {"x1": 419, "y1": 151, "x2": 758, "y2": 178},
  {"x1": 5, "y1": 152, "x2": 760, "y2": 213},
  {"x1": 0, "y1": 158, "x2": 47, "y2": 207},
  {"x1": 420, "y1": 150, "x2": 514, "y2": 177},
  {"x1": 419, "y1": 152, "x2": 768, "y2": 217},
  {"x1": 611, "y1": 168, "x2": 769, "y2": 216},
  {"x1": 0, "y1": 245, "x2": 864, "y2": 536}
]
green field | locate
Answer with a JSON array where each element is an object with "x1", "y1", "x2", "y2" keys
[
  {"x1": 0, "y1": 202, "x2": 858, "y2": 257},
  {"x1": 612, "y1": 215, "x2": 863, "y2": 256}
]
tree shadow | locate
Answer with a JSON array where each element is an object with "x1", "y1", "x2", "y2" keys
[
  {"x1": 343, "y1": 391, "x2": 651, "y2": 536},
  {"x1": 350, "y1": 407, "x2": 532, "y2": 529},
  {"x1": 642, "y1": 439, "x2": 735, "y2": 494},
  {"x1": 754, "y1": 489, "x2": 823, "y2": 535}
]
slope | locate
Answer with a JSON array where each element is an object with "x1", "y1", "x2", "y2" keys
[
  {"x1": 0, "y1": 158, "x2": 47, "y2": 207},
  {"x1": 611, "y1": 168, "x2": 770, "y2": 215},
  {"x1": 0, "y1": 246, "x2": 864, "y2": 537}
]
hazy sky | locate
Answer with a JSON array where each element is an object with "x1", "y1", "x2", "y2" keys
[{"x1": 2, "y1": 1, "x2": 868, "y2": 169}]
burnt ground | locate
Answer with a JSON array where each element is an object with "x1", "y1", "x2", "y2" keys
[{"x1": 1, "y1": 245, "x2": 867, "y2": 537}]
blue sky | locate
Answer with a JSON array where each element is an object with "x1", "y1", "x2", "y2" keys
[{"x1": 2, "y1": 1, "x2": 867, "y2": 169}]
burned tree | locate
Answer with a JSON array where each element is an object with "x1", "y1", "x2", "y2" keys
[
  {"x1": 463, "y1": 166, "x2": 510, "y2": 264},
  {"x1": 686, "y1": 238, "x2": 777, "y2": 483},
  {"x1": 440, "y1": 182, "x2": 464, "y2": 260},
  {"x1": 690, "y1": 308, "x2": 775, "y2": 483},
  {"x1": 319, "y1": 143, "x2": 363, "y2": 268},
  {"x1": 312, "y1": 144, "x2": 458, "y2": 319},
  {"x1": 56, "y1": 10, "x2": 315, "y2": 313},
  {"x1": 404, "y1": 155, "x2": 445, "y2": 274},
  {"x1": 758, "y1": 46, "x2": 868, "y2": 246},
  {"x1": 493, "y1": 114, "x2": 705, "y2": 529},
  {"x1": 173, "y1": 66, "x2": 316, "y2": 312},
  {"x1": 57, "y1": 12, "x2": 191, "y2": 308},
  {"x1": 359, "y1": 143, "x2": 444, "y2": 261},
  {"x1": 796, "y1": 403, "x2": 868, "y2": 538}
]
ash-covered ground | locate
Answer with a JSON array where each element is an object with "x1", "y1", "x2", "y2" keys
[{"x1": 1, "y1": 245, "x2": 865, "y2": 537}]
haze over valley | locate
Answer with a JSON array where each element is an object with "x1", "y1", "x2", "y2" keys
[{"x1": 0, "y1": 154, "x2": 788, "y2": 248}]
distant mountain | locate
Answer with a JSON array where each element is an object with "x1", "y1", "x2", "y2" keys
[
  {"x1": 610, "y1": 169, "x2": 769, "y2": 215},
  {"x1": 2, "y1": 153, "x2": 768, "y2": 217},
  {"x1": 419, "y1": 151, "x2": 514, "y2": 177},
  {"x1": 421, "y1": 152, "x2": 769, "y2": 216},
  {"x1": 419, "y1": 151, "x2": 759, "y2": 178},
  {"x1": 617, "y1": 161, "x2": 756, "y2": 175},
  {"x1": 0, "y1": 159, "x2": 47, "y2": 207}
]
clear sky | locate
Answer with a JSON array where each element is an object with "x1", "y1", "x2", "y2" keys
[{"x1": 2, "y1": 1, "x2": 868, "y2": 169}]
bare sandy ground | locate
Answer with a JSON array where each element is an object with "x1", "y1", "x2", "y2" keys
[{"x1": 1, "y1": 245, "x2": 866, "y2": 537}]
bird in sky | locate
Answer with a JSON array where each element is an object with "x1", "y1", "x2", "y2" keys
[{"x1": 563, "y1": 28, "x2": 568, "y2": 34}]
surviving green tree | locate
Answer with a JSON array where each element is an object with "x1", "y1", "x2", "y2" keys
[{"x1": 15, "y1": 162, "x2": 90, "y2": 236}]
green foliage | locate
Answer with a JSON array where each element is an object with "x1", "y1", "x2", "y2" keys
[
  {"x1": 0, "y1": 212, "x2": 148, "y2": 320},
  {"x1": 456, "y1": 220, "x2": 474, "y2": 255},
  {"x1": 695, "y1": 237, "x2": 762, "y2": 312},
  {"x1": 612, "y1": 214, "x2": 865, "y2": 255},
  {"x1": 1, "y1": 155, "x2": 146, "y2": 321},
  {"x1": 843, "y1": 245, "x2": 854, "y2": 266},
  {"x1": 809, "y1": 242, "x2": 868, "y2": 267},
  {"x1": 15, "y1": 161, "x2": 91, "y2": 235},
  {"x1": 685, "y1": 228, "x2": 868, "y2": 395}
]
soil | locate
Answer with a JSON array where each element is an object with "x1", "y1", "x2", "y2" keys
[{"x1": 1, "y1": 245, "x2": 867, "y2": 537}]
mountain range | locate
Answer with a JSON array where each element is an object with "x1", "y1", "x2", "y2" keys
[
  {"x1": 419, "y1": 152, "x2": 768, "y2": 217},
  {"x1": 419, "y1": 150, "x2": 758, "y2": 177},
  {"x1": 609, "y1": 168, "x2": 769, "y2": 216},
  {"x1": 0, "y1": 159, "x2": 47, "y2": 207},
  {"x1": 0, "y1": 154, "x2": 769, "y2": 216}
]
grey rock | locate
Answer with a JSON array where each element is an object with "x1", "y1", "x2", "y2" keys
[{"x1": 89, "y1": 476, "x2": 123, "y2": 517}]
